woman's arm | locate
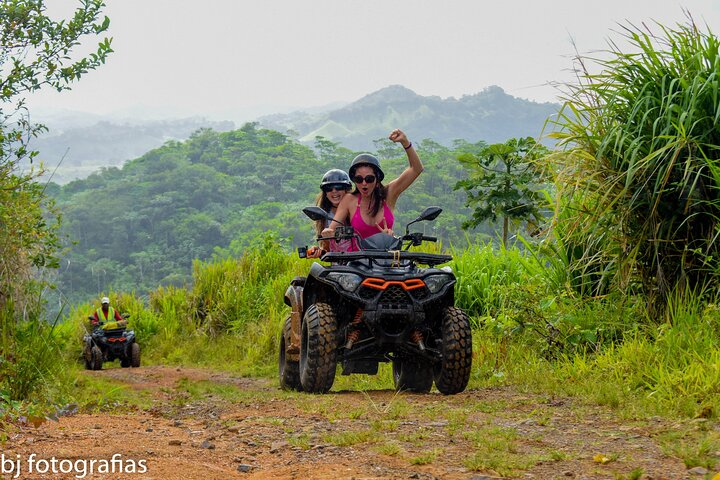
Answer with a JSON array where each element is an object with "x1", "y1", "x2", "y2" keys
[
  {"x1": 322, "y1": 193, "x2": 355, "y2": 236},
  {"x1": 386, "y1": 129, "x2": 423, "y2": 207}
]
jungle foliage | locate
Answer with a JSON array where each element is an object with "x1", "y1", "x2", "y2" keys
[
  {"x1": 455, "y1": 137, "x2": 551, "y2": 247},
  {"x1": 0, "y1": 0, "x2": 111, "y2": 314},
  {"x1": 0, "y1": 0, "x2": 112, "y2": 401},
  {"x1": 49, "y1": 126, "x2": 490, "y2": 305}
]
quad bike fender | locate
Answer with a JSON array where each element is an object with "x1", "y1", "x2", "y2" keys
[
  {"x1": 302, "y1": 263, "x2": 345, "y2": 308},
  {"x1": 284, "y1": 282, "x2": 305, "y2": 359}
]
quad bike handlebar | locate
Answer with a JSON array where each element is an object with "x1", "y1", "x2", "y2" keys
[
  {"x1": 300, "y1": 205, "x2": 445, "y2": 263},
  {"x1": 86, "y1": 313, "x2": 131, "y2": 330},
  {"x1": 321, "y1": 249, "x2": 452, "y2": 267}
]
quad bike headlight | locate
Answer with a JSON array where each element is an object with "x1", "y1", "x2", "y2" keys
[
  {"x1": 424, "y1": 274, "x2": 453, "y2": 293},
  {"x1": 326, "y1": 272, "x2": 363, "y2": 292}
]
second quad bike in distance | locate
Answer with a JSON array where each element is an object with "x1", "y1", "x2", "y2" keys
[
  {"x1": 83, "y1": 313, "x2": 141, "y2": 370},
  {"x1": 280, "y1": 206, "x2": 472, "y2": 394}
]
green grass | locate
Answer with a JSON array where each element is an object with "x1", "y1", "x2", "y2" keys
[
  {"x1": 70, "y1": 375, "x2": 153, "y2": 411},
  {"x1": 374, "y1": 441, "x2": 402, "y2": 456},
  {"x1": 38, "y1": 237, "x2": 719, "y2": 427},
  {"x1": 657, "y1": 427, "x2": 720, "y2": 470},
  {"x1": 323, "y1": 429, "x2": 376, "y2": 447},
  {"x1": 409, "y1": 448, "x2": 440, "y2": 465},
  {"x1": 463, "y1": 425, "x2": 539, "y2": 476},
  {"x1": 287, "y1": 433, "x2": 312, "y2": 450}
]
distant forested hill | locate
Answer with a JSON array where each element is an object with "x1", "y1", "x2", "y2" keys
[
  {"x1": 48, "y1": 124, "x2": 489, "y2": 306},
  {"x1": 259, "y1": 85, "x2": 560, "y2": 150},
  {"x1": 31, "y1": 116, "x2": 235, "y2": 184}
]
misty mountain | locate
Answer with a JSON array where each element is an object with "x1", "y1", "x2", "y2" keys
[
  {"x1": 29, "y1": 84, "x2": 560, "y2": 184},
  {"x1": 30, "y1": 116, "x2": 235, "y2": 184},
  {"x1": 258, "y1": 85, "x2": 561, "y2": 150}
]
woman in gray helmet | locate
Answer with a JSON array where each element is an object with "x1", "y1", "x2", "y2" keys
[
  {"x1": 322, "y1": 129, "x2": 423, "y2": 242},
  {"x1": 306, "y1": 168, "x2": 354, "y2": 257}
]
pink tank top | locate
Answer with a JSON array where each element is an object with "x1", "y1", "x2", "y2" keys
[{"x1": 351, "y1": 196, "x2": 395, "y2": 239}]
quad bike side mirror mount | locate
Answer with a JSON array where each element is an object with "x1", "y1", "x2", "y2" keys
[
  {"x1": 302, "y1": 206, "x2": 331, "y2": 222},
  {"x1": 405, "y1": 206, "x2": 443, "y2": 234},
  {"x1": 302, "y1": 206, "x2": 346, "y2": 226}
]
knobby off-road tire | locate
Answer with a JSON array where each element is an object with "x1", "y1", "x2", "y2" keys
[
  {"x1": 83, "y1": 344, "x2": 92, "y2": 370},
  {"x1": 120, "y1": 356, "x2": 131, "y2": 368},
  {"x1": 131, "y1": 343, "x2": 141, "y2": 368},
  {"x1": 279, "y1": 316, "x2": 302, "y2": 391},
  {"x1": 392, "y1": 357, "x2": 433, "y2": 393},
  {"x1": 91, "y1": 346, "x2": 103, "y2": 371},
  {"x1": 433, "y1": 306, "x2": 472, "y2": 395},
  {"x1": 299, "y1": 303, "x2": 337, "y2": 393}
]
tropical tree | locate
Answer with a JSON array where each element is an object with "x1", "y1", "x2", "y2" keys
[
  {"x1": 0, "y1": 0, "x2": 112, "y2": 315},
  {"x1": 550, "y1": 15, "x2": 720, "y2": 307},
  {"x1": 455, "y1": 137, "x2": 549, "y2": 247},
  {"x1": 313, "y1": 136, "x2": 354, "y2": 167}
]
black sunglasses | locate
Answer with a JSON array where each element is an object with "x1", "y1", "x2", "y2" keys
[
  {"x1": 322, "y1": 184, "x2": 349, "y2": 192},
  {"x1": 352, "y1": 175, "x2": 376, "y2": 184}
]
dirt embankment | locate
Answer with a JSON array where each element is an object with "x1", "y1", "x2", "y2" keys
[{"x1": 3, "y1": 366, "x2": 715, "y2": 480}]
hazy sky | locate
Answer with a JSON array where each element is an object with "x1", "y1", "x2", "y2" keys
[{"x1": 27, "y1": 0, "x2": 720, "y2": 122}]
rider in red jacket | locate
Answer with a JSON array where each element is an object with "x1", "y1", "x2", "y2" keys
[{"x1": 91, "y1": 297, "x2": 123, "y2": 325}]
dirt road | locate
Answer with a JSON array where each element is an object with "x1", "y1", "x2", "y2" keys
[{"x1": 3, "y1": 366, "x2": 713, "y2": 479}]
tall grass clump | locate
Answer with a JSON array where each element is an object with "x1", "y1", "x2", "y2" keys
[
  {"x1": 140, "y1": 239, "x2": 309, "y2": 373},
  {"x1": 452, "y1": 242, "x2": 537, "y2": 320},
  {"x1": 0, "y1": 300, "x2": 64, "y2": 401},
  {"x1": 550, "y1": 15, "x2": 720, "y2": 310},
  {"x1": 190, "y1": 239, "x2": 305, "y2": 334}
]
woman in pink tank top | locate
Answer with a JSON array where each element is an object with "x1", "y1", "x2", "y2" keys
[{"x1": 322, "y1": 129, "x2": 424, "y2": 245}]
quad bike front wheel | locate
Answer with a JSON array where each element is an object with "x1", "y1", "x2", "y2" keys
[
  {"x1": 279, "y1": 316, "x2": 302, "y2": 391},
  {"x1": 392, "y1": 357, "x2": 433, "y2": 393},
  {"x1": 83, "y1": 344, "x2": 93, "y2": 370},
  {"x1": 433, "y1": 306, "x2": 472, "y2": 395},
  {"x1": 299, "y1": 303, "x2": 337, "y2": 393},
  {"x1": 131, "y1": 343, "x2": 141, "y2": 368},
  {"x1": 90, "y1": 346, "x2": 103, "y2": 371},
  {"x1": 120, "y1": 348, "x2": 131, "y2": 368}
]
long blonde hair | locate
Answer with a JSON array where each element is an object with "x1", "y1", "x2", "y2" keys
[{"x1": 313, "y1": 191, "x2": 331, "y2": 237}]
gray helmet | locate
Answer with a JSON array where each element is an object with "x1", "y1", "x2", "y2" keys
[
  {"x1": 320, "y1": 169, "x2": 352, "y2": 189},
  {"x1": 349, "y1": 154, "x2": 384, "y2": 182}
]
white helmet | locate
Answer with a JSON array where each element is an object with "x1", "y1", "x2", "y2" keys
[{"x1": 101, "y1": 296, "x2": 110, "y2": 305}]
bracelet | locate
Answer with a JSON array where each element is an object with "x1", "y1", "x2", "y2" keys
[{"x1": 403, "y1": 142, "x2": 413, "y2": 150}]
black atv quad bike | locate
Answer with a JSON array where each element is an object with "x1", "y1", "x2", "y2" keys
[
  {"x1": 83, "y1": 314, "x2": 141, "y2": 370},
  {"x1": 280, "y1": 206, "x2": 472, "y2": 394}
]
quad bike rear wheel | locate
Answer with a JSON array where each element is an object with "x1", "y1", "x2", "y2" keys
[
  {"x1": 91, "y1": 346, "x2": 103, "y2": 371},
  {"x1": 131, "y1": 342, "x2": 141, "y2": 368},
  {"x1": 433, "y1": 306, "x2": 472, "y2": 394},
  {"x1": 392, "y1": 357, "x2": 433, "y2": 393},
  {"x1": 299, "y1": 303, "x2": 337, "y2": 393},
  {"x1": 279, "y1": 316, "x2": 302, "y2": 391}
]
